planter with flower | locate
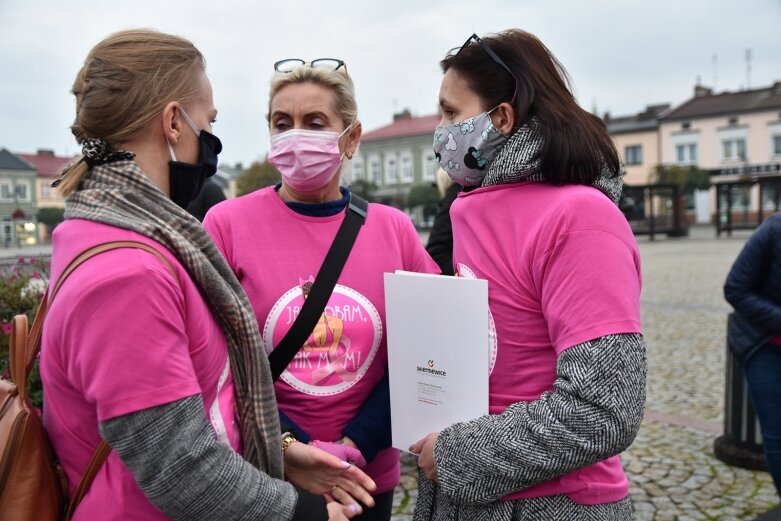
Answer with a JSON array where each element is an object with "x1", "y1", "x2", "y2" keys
[{"x1": 0, "y1": 256, "x2": 50, "y2": 408}]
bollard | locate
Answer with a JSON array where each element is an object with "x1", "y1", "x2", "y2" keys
[{"x1": 713, "y1": 313, "x2": 767, "y2": 471}]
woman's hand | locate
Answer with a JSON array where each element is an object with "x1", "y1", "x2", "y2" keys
[
  {"x1": 327, "y1": 501, "x2": 360, "y2": 520},
  {"x1": 410, "y1": 432, "x2": 440, "y2": 482},
  {"x1": 285, "y1": 441, "x2": 377, "y2": 509}
]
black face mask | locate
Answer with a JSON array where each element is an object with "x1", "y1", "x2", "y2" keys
[{"x1": 169, "y1": 126, "x2": 222, "y2": 209}]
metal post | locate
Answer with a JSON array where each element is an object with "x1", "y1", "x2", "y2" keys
[
  {"x1": 648, "y1": 187, "x2": 655, "y2": 241},
  {"x1": 716, "y1": 184, "x2": 723, "y2": 237},
  {"x1": 727, "y1": 183, "x2": 734, "y2": 237}
]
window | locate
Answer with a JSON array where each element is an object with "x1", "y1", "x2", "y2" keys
[
  {"x1": 675, "y1": 143, "x2": 697, "y2": 164},
  {"x1": 774, "y1": 135, "x2": 781, "y2": 157},
  {"x1": 400, "y1": 151, "x2": 413, "y2": 183},
  {"x1": 624, "y1": 145, "x2": 643, "y2": 166},
  {"x1": 352, "y1": 156, "x2": 364, "y2": 181},
  {"x1": 422, "y1": 150, "x2": 438, "y2": 182},
  {"x1": 41, "y1": 183, "x2": 52, "y2": 200},
  {"x1": 369, "y1": 156, "x2": 381, "y2": 184},
  {"x1": 762, "y1": 183, "x2": 781, "y2": 210},
  {"x1": 722, "y1": 138, "x2": 746, "y2": 161},
  {"x1": 384, "y1": 154, "x2": 398, "y2": 184},
  {"x1": 15, "y1": 181, "x2": 30, "y2": 202},
  {"x1": 0, "y1": 180, "x2": 13, "y2": 202}
]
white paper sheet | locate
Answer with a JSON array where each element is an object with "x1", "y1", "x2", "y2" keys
[{"x1": 384, "y1": 271, "x2": 489, "y2": 452}]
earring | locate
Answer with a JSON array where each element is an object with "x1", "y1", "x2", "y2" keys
[{"x1": 346, "y1": 151, "x2": 353, "y2": 160}]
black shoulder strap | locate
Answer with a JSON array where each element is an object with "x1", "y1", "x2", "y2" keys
[{"x1": 268, "y1": 193, "x2": 368, "y2": 381}]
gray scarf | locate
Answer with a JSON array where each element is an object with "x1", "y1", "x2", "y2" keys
[
  {"x1": 65, "y1": 161, "x2": 283, "y2": 478},
  {"x1": 481, "y1": 118, "x2": 623, "y2": 204}
]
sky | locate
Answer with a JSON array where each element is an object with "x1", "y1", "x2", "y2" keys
[{"x1": 1, "y1": 0, "x2": 780, "y2": 167}]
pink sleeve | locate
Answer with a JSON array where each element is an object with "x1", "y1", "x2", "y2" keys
[
  {"x1": 203, "y1": 211, "x2": 230, "y2": 260},
  {"x1": 64, "y1": 264, "x2": 202, "y2": 421},
  {"x1": 399, "y1": 217, "x2": 441, "y2": 275},
  {"x1": 535, "y1": 229, "x2": 642, "y2": 354}
]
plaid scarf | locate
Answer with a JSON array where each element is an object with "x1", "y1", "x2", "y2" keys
[
  {"x1": 481, "y1": 117, "x2": 623, "y2": 204},
  {"x1": 65, "y1": 161, "x2": 283, "y2": 478}
]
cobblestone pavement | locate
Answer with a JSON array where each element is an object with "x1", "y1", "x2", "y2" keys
[{"x1": 392, "y1": 226, "x2": 779, "y2": 520}]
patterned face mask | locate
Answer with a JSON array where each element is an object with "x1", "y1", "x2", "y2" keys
[{"x1": 432, "y1": 108, "x2": 508, "y2": 187}]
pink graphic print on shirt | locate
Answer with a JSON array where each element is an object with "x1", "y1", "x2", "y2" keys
[
  {"x1": 456, "y1": 263, "x2": 498, "y2": 374},
  {"x1": 263, "y1": 277, "x2": 383, "y2": 396}
]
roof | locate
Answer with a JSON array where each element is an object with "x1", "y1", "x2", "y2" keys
[
  {"x1": 662, "y1": 81, "x2": 781, "y2": 121},
  {"x1": 0, "y1": 148, "x2": 35, "y2": 171},
  {"x1": 605, "y1": 104, "x2": 670, "y2": 135},
  {"x1": 17, "y1": 150, "x2": 75, "y2": 178},
  {"x1": 362, "y1": 114, "x2": 440, "y2": 143}
]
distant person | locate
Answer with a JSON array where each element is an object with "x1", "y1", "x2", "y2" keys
[
  {"x1": 724, "y1": 212, "x2": 781, "y2": 497},
  {"x1": 425, "y1": 168, "x2": 460, "y2": 276},
  {"x1": 40, "y1": 29, "x2": 370, "y2": 521},
  {"x1": 410, "y1": 29, "x2": 646, "y2": 520},
  {"x1": 187, "y1": 176, "x2": 227, "y2": 221},
  {"x1": 204, "y1": 58, "x2": 440, "y2": 520}
]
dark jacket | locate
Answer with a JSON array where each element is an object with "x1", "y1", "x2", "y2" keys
[
  {"x1": 186, "y1": 178, "x2": 227, "y2": 222},
  {"x1": 724, "y1": 213, "x2": 781, "y2": 363},
  {"x1": 425, "y1": 183, "x2": 460, "y2": 276}
]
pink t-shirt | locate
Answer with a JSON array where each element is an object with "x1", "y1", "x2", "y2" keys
[
  {"x1": 451, "y1": 182, "x2": 642, "y2": 506},
  {"x1": 41, "y1": 219, "x2": 241, "y2": 521},
  {"x1": 204, "y1": 187, "x2": 439, "y2": 493}
]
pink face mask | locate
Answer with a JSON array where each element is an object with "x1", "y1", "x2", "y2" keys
[{"x1": 268, "y1": 127, "x2": 350, "y2": 191}]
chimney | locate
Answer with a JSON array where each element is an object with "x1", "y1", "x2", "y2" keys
[
  {"x1": 393, "y1": 108, "x2": 412, "y2": 121},
  {"x1": 36, "y1": 148, "x2": 55, "y2": 156},
  {"x1": 773, "y1": 81, "x2": 781, "y2": 96},
  {"x1": 694, "y1": 85, "x2": 713, "y2": 98},
  {"x1": 602, "y1": 111, "x2": 611, "y2": 122}
]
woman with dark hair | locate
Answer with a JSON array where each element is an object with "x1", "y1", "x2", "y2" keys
[{"x1": 409, "y1": 29, "x2": 646, "y2": 520}]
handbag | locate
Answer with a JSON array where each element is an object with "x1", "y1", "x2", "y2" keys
[{"x1": 268, "y1": 193, "x2": 368, "y2": 381}]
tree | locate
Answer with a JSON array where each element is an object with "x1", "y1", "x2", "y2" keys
[
  {"x1": 406, "y1": 182, "x2": 440, "y2": 209},
  {"x1": 236, "y1": 160, "x2": 280, "y2": 196},
  {"x1": 347, "y1": 179, "x2": 378, "y2": 202},
  {"x1": 38, "y1": 208, "x2": 65, "y2": 233},
  {"x1": 37, "y1": 207, "x2": 65, "y2": 230},
  {"x1": 649, "y1": 165, "x2": 711, "y2": 192}
]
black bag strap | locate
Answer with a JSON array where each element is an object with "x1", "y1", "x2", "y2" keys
[{"x1": 268, "y1": 193, "x2": 368, "y2": 381}]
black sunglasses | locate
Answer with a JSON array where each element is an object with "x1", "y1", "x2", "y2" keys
[
  {"x1": 274, "y1": 58, "x2": 347, "y2": 74},
  {"x1": 458, "y1": 33, "x2": 518, "y2": 103}
]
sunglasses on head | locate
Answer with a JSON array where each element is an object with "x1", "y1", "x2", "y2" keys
[
  {"x1": 456, "y1": 34, "x2": 518, "y2": 103},
  {"x1": 274, "y1": 58, "x2": 347, "y2": 74}
]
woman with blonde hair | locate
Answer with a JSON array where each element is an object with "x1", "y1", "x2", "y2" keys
[
  {"x1": 204, "y1": 59, "x2": 439, "y2": 520},
  {"x1": 41, "y1": 29, "x2": 371, "y2": 520}
]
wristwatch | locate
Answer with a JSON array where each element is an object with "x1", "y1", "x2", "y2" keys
[{"x1": 281, "y1": 432, "x2": 298, "y2": 455}]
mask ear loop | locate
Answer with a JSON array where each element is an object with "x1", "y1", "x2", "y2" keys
[
  {"x1": 338, "y1": 121, "x2": 356, "y2": 160},
  {"x1": 167, "y1": 140, "x2": 178, "y2": 162},
  {"x1": 167, "y1": 105, "x2": 205, "y2": 162},
  {"x1": 178, "y1": 106, "x2": 202, "y2": 136}
]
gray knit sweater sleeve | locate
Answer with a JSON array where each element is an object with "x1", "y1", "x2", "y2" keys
[
  {"x1": 433, "y1": 333, "x2": 646, "y2": 505},
  {"x1": 99, "y1": 395, "x2": 321, "y2": 520}
]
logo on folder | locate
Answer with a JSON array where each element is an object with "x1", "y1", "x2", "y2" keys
[{"x1": 417, "y1": 359, "x2": 447, "y2": 377}]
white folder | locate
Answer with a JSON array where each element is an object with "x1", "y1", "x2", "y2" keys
[{"x1": 384, "y1": 271, "x2": 489, "y2": 452}]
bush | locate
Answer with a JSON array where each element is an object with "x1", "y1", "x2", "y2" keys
[
  {"x1": 0, "y1": 257, "x2": 49, "y2": 407},
  {"x1": 347, "y1": 179, "x2": 378, "y2": 202},
  {"x1": 236, "y1": 160, "x2": 281, "y2": 196},
  {"x1": 37, "y1": 207, "x2": 65, "y2": 230}
]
